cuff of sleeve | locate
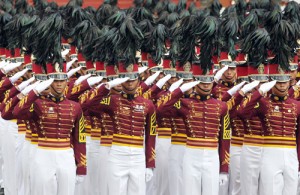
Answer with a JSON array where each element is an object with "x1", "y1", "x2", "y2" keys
[
  {"x1": 173, "y1": 88, "x2": 184, "y2": 99},
  {"x1": 27, "y1": 90, "x2": 39, "y2": 101},
  {"x1": 76, "y1": 167, "x2": 87, "y2": 175},
  {"x1": 146, "y1": 162, "x2": 155, "y2": 169},
  {"x1": 98, "y1": 84, "x2": 110, "y2": 95},
  {"x1": 220, "y1": 165, "x2": 229, "y2": 173},
  {"x1": 81, "y1": 80, "x2": 92, "y2": 91}
]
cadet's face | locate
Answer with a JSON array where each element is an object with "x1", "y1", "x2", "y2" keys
[
  {"x1": 50, "y1": 80, "x2": 67, "y2": 97},
  {"x1": 23, "y1": 71, "x2": 33, "y2": 80},
  {"x1": 272, "y1": 81, "x2": 290, "y2": 96},
  {"x1": 122, "y1": 79, "x2": 140, "y2": 94},
  {"x1": 195, "y1": 82, "x2": 213, "y2": 95},
  {"x1": 222, "y1": 67, "x2": 236, "y2": 82}
]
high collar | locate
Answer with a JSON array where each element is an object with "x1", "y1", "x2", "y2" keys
[
  {"x1": 221, "y1": 80, "x2": 236, "y2": 88},
  {"x1": 194, "y1": 93, "x2": 211, "y2": 101},
  {"x1": 270, "y1": 94, "x2": 288, "y2": 102},
  {"x1": 49, "y1": 94, "x2": 65, "y2": 103},
  {"x1": 121, "y1": 92, "x2": 138, "y2": 100}
]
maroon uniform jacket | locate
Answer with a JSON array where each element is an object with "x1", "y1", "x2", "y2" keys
[
  {"x1": 237, "y1": 90, "x2": 300, "y2": 170},
  {"x1": 81, "y1": 85, "x2": 157, "y2": 168},
  {"x1": 212, "y1": 81, "x2": 235, "y2": 100},
  {"x1": 157, "y1": 88, "x2": 231, "y2": 172},
  {"x1": 13, "y1": 91, "x2": 87, "y2": 175}
]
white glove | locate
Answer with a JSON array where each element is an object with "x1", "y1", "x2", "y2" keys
[
  {"x1": 227, "y1": 81, "x2": 246, "y2": 96},
  {"x1": 169, "y1": 78, "x2": 184, "y2": 92},
  {"x1": 74, "y1": 74, "x2": 91, "y2": 85},
  {"x1": 67, "y1": 66, "x2": 82, "y2": 78},
  {"x1": 214, "y1": 65, "x2": 228, "y2": 82},
  {"x1": 21, "y1": 81, "x2": 40, "y2": 95},
  {"x1": 145, "y1": 168, "x2": 153, "y2": 182},
  {"x1": 2, "y1": 62, "x2": 22, "y2": 74},
  {"x1": 296, "y1": 80, "x2": 300, "y2": 86},
  {"x1": 9, "y1": 68, "x2": 28, "y2": 84},
  {"x1": 219, "y1": 173, "x2": 229, "y2": 186},
  {"x1": 180, "y1": 81, "x2": 200, "y2": 93},
  {"x1": 87, "y1": 76, "x2": 103, "y2": 87},
  {"x1": 61, "y1": 49, "x2": 70, "y2": 58},
  {"x1": 75, "y1": 175, "x2": 85, "y2": 184},
  {"x1": 35, "y1": 78, "x2": 54, "y2": 94},
  {"x1": 138, "y1": 66, "x2": 148, "y2": 74},
  {"x1": 66, "y1": 57, "x2": 78, "y2": 71},
  {"x1": 144, "y1": 71, "x2": 161, "y2": 86},
  {"x1": 106, "y1": 77, "x2": 129, "y2": 89},
  {"x1": 240, "y1": 80, "x2": 260, "y2": 94},
  {"x1": 156, "y1": 74, "x2": 171, "y2": 89},
  {"x1": 259, "y1": 80, "x2": 277, "y2": 95},
  {"x1": 17, "y1": 76, "x2": 35, "y2": 91},
  {"x1": 0, "y1": 61, "x2": 8, "y2": 69}
]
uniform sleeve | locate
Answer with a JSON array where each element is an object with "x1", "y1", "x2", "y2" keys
[
  {"x1": 145, "y1": 101, "x2": 157, "y2": 168},
  {"x1": 156, "y1": 88, "x2": 183, "y2": 118},
  {"x1": 13, "y1": 90, "x2": 38, "y2": 120},
  {"x1": 0, "y1": 78, "x2": 13, "y2": 102},
  {"x1": 218, "y1": 103, "x2": 231, "y2": 173},
  {"x1": 221, "y1": 92, "x2": 232, "y2": 102},
  {"x1": 236, "y1": 91, "x2": 262, "y2": 119},
  {"x1": 1, "y1": 95, "x2": 20, "y2": 120},
  {"x1": 289, "y1": 86, "x2": 300, "y2": 101},
  {"x1": 66, "y1": 80, "x2": 91, "y2": 102},
  {"x1": 81, "y1": 84, "x2": 113, "y2": 115},
  {"x1": 142, "y1": 84, "x2": 162, "y2": 100},
  {"x1": 226, "y1": 92, "x2": 244, "y2": 112},
  {"x1": 136, "y1": 82, "x2": 149, "y2": 96},
  {"x1": 0, "y1": 86, "x2": 19, "y2": 112},
  {"x1": 72, "y1": 105, "x2": 87, "y2": 175},
  {"x1": 0, "y1": 71, "x2": 5, "y2": 80}
]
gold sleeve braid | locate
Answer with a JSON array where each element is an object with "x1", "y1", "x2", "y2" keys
[
  {"x1": 79, "y1": 114, "x2": 86, "y2": 143},
  {"x1": 223, "y1": 112, "x2": 231, "y2": 140},
  {"x1": 71, "y1": 84, "x2": 81, "y2": 95},
  {"x1": 222, "y1": 151, "x2": 230, "y2": 165},
  {"x1": 150, "y1": 113, "x2": 157, "y2": 135}
]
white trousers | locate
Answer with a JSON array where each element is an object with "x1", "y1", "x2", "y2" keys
[
  {"x1": 240, "y1": 145, "x2": 263, "y2": 195},
  {"x1": 146, "y1": 137, "x2": 171, "y2": 195},
  {"x1": 168, "y1": 144, "x2": 185, "y2": 195},
  {"x1": 98, "y1": 146, "x2": 111, "y2": 195},
  {"x1": 183, "y1": 147, "x2": 219, "y2": 195},
  {"x1": 259, "y1": 148, "x2": 298, "y2": 195},
  {"x1": 229, "y1": 146, "x2": 242, "y2": 195},
  {"x1": 108, "y1": 145, "x2": 146, "y2": 195},
  {"x1": 75, "y1": 135, "x2": 90, "y2": 195},
  {"x1": 16, "y1": 133, "x2": 25, "y2": 195},
  {"x1": 30, "y1": 148, "x2": 76, "y2": 195},
  {"x1": 26, "y1": 142, "x2": 37, "y2": 195},
  {"x1": 21, "y1": 140, "x2": 32, "y2": 195},
  {"x1": 2, "y1": 120, "x2": 17, "y2": 195},
  {"x1": 87, "y1": 139, "x2": 101, "y2": 195}
]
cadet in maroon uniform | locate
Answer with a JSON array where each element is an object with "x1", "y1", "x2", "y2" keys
[
  {"x1": 238, "y1": 63, "x2": 300, "y2": 194},
  {"x1": 212, "y1": 52, "x2": 237, "y2": 100},
  {"x1": 13, "y1": 62, "x2": 86, "y2": 195},
  {"x1": 82, "y1": 63, "x2": 156, "y2": 195},
  {"x1": 157, "y1": 64, "x2": 232, "y2": 195}
]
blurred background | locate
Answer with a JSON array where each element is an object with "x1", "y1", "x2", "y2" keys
[{"x1": 27, "y1": 0, "x2": 233, "y2": 9}]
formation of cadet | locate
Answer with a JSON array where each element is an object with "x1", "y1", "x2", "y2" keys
[{"x1": 0, "y1": 0, "x2": 299, "y2": 195}]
